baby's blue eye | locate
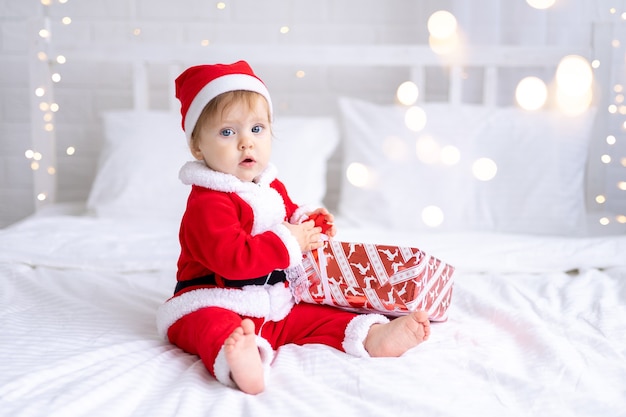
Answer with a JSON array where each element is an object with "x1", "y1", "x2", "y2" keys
[
  {"x1": 251, "y1": 125, "x2": 263, "y2": 134},
  {"x1": 220, "y1": 128, "x2": 235, "y2": 137}
]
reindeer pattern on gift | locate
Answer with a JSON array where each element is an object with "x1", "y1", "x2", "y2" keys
[{"x1": 299, "y1": 240, "x2": 454, "y2": 320}]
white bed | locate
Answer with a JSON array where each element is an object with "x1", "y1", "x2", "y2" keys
[{"x1": 2, "y1": 33, "x2": 626, "y2": 417}]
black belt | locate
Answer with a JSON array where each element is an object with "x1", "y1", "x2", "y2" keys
[{"x1": 174, "y1": 270, "x2": 286, "y2": 295}]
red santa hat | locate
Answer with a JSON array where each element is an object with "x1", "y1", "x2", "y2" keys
[{"x1": 175, "y1": 60, "x2": 273, "y2": 142}]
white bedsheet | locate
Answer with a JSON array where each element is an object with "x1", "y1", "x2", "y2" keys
[{"x1": 0, "y1": 214, "x2": 625, "y2": 417}]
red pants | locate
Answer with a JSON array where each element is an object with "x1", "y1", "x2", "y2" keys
[{"x1": 167, "y1": 302, "x2": 359, "y2": 379}]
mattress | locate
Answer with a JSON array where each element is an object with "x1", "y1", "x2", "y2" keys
[{"x1": 0, "y1": 212, "x2": 625, "y2": 417}]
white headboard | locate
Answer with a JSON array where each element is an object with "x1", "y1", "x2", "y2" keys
[{"x1": 32, "y1": 22, "x2": 618, "y2": 224}]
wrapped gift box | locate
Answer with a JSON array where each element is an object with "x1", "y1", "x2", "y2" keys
[{"x1": 293, "y1": 240, "x2": 454, "y2": 321}]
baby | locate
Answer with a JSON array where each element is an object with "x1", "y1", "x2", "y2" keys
[{"x1": 156, "y1": 61, "x2": 430, "y2": 394}]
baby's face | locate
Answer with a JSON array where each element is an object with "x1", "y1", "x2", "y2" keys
[{"x1": 193, "y1": 95, "x2": 272, "y2": 183}]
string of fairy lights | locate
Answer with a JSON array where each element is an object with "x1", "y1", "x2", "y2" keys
[
  {"x1": 26, "y1": 0, "x2": 625, "y2": 227},
  {"x1": 26, "y1": 0, "x2": 70, "y2": 206}
]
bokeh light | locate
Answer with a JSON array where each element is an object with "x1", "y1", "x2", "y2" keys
[
  {"x1": 422, "y1": 205, "x2": 444, "y2": 228},
  {"x1": 404, "y1": 106, "x2": 427, "y2": 132},
  {"x1": 427, "y1": 11, "x2": 457, "y2": 39},
  {"x1": 346, "y1": 162, "x2": 375, "y2": 188},
  {"x1": 556, "y1": 55, "x2": 593, "y2": 97},
  {"x1": 515, "y1": 76, "x2": 548, "y2": 110},
  {"x1": 555, "y1": 55, "x2": 593, "y2": 115},
  {"x1": 396, "y1": 81, "x2": 419, "y2": 106},
  {"x1": 472, "y1": 158, "x2": 498, "y2": 181}
]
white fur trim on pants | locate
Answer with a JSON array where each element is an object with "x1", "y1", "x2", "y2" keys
[
  {"x1": 155, "y1": 283, "x2": 294, "y2": 337},
  {"x1": 213, "y1": 335, "x2": 275, "y2": 388},
  {"x1": 342, "y1": 314, "x2": 390, "y2": 358}
]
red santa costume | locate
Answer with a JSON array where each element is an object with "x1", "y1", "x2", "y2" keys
[{"x1": 156, "y1": 61, "x2": 389, "y2": 388}]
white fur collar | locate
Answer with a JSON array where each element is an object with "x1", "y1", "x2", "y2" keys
[{"x1": 179, "y1": 161, "x2": 286, "y2": 236}]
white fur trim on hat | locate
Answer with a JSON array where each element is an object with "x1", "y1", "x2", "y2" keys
[
  {"x1": 155, "y1": 283, "x2": 295, "y2": 337},
  {"x1": 213, "y1": 335, "x2": 275, "y2": 388},
  {"x1": 342, "y1": 314, "x2": 390, "y2": 358},
  {"x1": 184, "y1": 73, "x2": 273, "y2": 142}
]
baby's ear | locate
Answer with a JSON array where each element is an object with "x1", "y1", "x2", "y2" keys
[{"x1": 189, "y1": 142, "x2": 203, "y2": 160}]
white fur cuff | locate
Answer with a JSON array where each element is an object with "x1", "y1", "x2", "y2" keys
[
  {"x1": 213, "y1": 335, "x2": 275, "y2": 388},
  {"x1": 342, "y1": 314, "x2": 390, "y2": 358}
]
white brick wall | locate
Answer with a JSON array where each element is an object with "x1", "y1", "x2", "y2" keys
[{"x1": 1, "y1": 0, "x2": 623, "y2": 228}]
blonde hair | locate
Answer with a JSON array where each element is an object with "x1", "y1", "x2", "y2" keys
[{"x1": 189, "y1": 90, "x2": 271, "y2": 151}]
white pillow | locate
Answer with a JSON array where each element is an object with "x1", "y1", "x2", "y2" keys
[
  {"x1": 87, "y1": 111, "x2": 338, "y2": 220},
  {"x1": 87, "y1": 111, "x2": 191, "y2": 221},
  {"x1": 337, "y1": 97, "x2": 595, "y2": 235},
  {"x1": 271, "y1": 116, "x2": 339, "y2": 207}
]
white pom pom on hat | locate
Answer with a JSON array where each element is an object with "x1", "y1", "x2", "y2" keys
[{"x1": 175, "y1": 60, "x2": 273, "y2": 143}]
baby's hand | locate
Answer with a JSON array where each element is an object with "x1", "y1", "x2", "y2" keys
[
  {"x1": 306, "y1": 208, "x2": 336, "y2": 237},
  {"x1": 283, "y1": 220, "x2": 323, "y2": 252}
]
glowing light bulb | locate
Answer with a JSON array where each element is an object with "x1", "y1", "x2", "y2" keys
[
  {"x1": 556, "y1": 87, "x2": 592, "y2": 116},
  {"x1": 39, "y1": 29, "x2": 50, "y2": 39},
  {"x1": 472, "y1": 158, "x2": 498, "y2": 181},
  {"x1": 515, "y1": 76, "x2": 548, "y2": 110},
  {"x1": 217, "y1": 2, "x2": 226, "y2": 10},
  {"x1": 346, "y1": 162, "x2": 375, "y2": 188},
  {"x1": 280, "y1": 26, "x2": 290, "y2": 34},
  {"x1": 427, "y1": 11, "x2": 457, "y2": 39},
  {"x1": 556, "y1": 55, "x2": 593, "y2": 97},
  {"x1": 296, "y1": 70, "x2": 306, "y2": 78},
  {"x1": 404, "y1": 106, "x2": 427, "y2": 132},
  {"x1": 607, "y1": 135, "x2": 616, "y2": 145},
  {"x1": 595, "y1": 195, "x2": 606, "y2": 204},
  {"x1": 56, "y1": 55, "x2": 66, "y2": 64},
  {"x1": 51, "y1": 73, "x2": 61, "y2": 82},
  {"x1": 396, "y1": 81, "x2": 419, "y2": 106},
  {"x1": 61, "y1": 17, "x2": 72, "y2": 25},
  {"x1": 37, "y1": 193, "x2": 47, "y2": 201},
  {"x1": 35, "y1": 87, "x2": 45, "y2": 97},
  {"x1": 66, "y1": 146, "x2": 76, "y2": 156},
  {"x1": 421, "y1": 205, "x2": 444, "y2": 228}
]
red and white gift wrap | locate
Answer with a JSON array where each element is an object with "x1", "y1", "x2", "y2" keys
[{"x1": 292, "y1": 240, "x2": 455, "y2": 321}]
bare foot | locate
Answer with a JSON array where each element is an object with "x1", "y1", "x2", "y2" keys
[
  {"x1": 363, "y1": 311, "x2": 430, "y2": 357},
  {"x1": 223, "y1": 318, "x2": 265, "y2": 394}
]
